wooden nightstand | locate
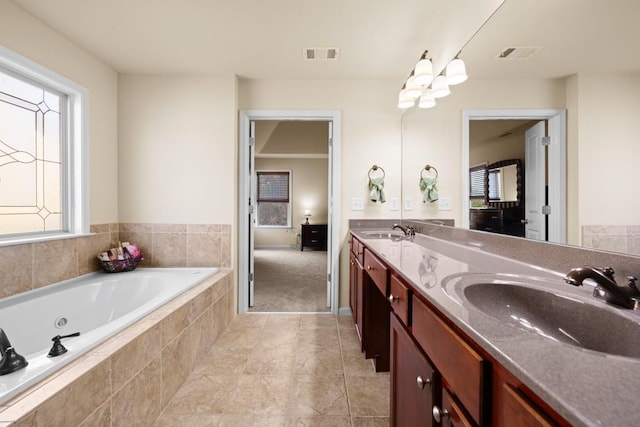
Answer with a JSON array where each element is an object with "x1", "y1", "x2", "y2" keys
[{"x1": 300, "y1": 224, "x2": 327, "y2": 251}]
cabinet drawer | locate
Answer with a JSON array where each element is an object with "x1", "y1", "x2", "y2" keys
[
  {"x1": 389, "y1": 275, "x2": 410, "y2": 326},
  {"x1": 364, "y1": 249, "x2": 388, "y2": 295},
  {"x1": 412, "y1": 295, "x2": 487, "y2": 425},
  {"x1": 440, "y1": 389, "x2": 474, "y2": 427},
  {"x1": 351, "y1": 236, "x2": 364, "y2": 264}
]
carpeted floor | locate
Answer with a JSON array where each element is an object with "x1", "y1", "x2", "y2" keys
[{"x1": 249, "y1": 248, "x2": 330, "y2": 312}]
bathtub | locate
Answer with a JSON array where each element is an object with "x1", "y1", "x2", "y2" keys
[{"x1": 0, "y1": 267, "x2": 218, "y2": 404}]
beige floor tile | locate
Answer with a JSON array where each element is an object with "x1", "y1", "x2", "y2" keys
[
  {"x1": 193, "y1": 348, "x2": 250, "y2": 376},
  {"x1": 226, "y1": 375, "x2": 292, "y2": 415},
  {"x1": 286, "y1": 375, "x2": 349, "y2": 417},
  {"x1": 258, "y1": 328, "x2": 300, "y2": 350},
  {"x1": 294, "y1": 348, "x2": 344, "y2": 375},
  {"x1": 352, "y1": 416, "x2": 390, "y2": 427},
  {"x1": 265, "y1": 314, "x2": 302, "y2": 329},
  {"x1": 213, "y1": 328, "x2": 262, "y2": 353},
  {"x1": 163, "y1": 375, "x2": 240, "y2": 415},
  {"x1": 227, "y1": 313, "x2": 269, "y2": 330},
  {"x1": 296, "y1": 328, "x2": 340, "y2": 349},
  {"x1": 285, "y1": 416, "x2": 352, "y2": 426},
  {"x1": 346, "y1": 376, "x2": 390, "y2": 417},
  {"x1": 342, "y1": 349, "x2": 377, "y2": 377},
  {"x1": 336, "y1": 315, "x2": 355, "y2": 330},
  {"x1": 244, "y1": 346, "x2": 296, "y2": 375},
  {"x1": 300, "y1": 314, "x2": 338, "y2": 330}
]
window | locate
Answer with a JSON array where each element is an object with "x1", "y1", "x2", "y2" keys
[
  {"x1": 488, "y1": 169, "x2": 501, "y2": 200},
  {"x1": 256, "y1": 171, "x2": 291, "y2": 227},
  {"x1": 0, "y1": 46, "x2": 88, "y2": 245},
  {"x1": 469, "y1": 164, "x2": 487, "y2": 200}
]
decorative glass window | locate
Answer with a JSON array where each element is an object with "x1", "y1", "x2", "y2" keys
[
  {"x1": 256, "y1": 171, "x2": 291, "y2": 227},
  {"x1": 0, "y1": 46, "x2": 88, "y2": 244}
]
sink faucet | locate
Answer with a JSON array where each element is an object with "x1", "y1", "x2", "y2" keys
[
  {"x1": 564, "y1": 266, "x2": 640, "y2": 310},
  {"x1": 392, "y1": 224, "x2": 415, "y2": 237}
]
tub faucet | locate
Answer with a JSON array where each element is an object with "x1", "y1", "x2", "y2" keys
[
  {"x1": 564, "y1": 266, "x2": 640, "y2": 310},
  {"x1": 0, "y1": 329, "x2": 28, "y2": 375},
  {"x1": 392, "y1": 224, "x2": 415, "y2": 237}
]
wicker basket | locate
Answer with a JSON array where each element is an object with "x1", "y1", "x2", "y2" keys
[{"x1": 99, "y1": 255, "x2": 143, "y2": 273}]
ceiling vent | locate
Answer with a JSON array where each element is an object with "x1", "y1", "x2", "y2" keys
[
  {"x1": 303, "y1": 47, "x2": 340, "y2": 61},
  {"x1": 495, "y1": 46, "x2": 541, "y2": 60}
]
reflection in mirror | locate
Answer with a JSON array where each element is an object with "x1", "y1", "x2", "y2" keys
[{"x1": 486, "y1": 159, "x2": 521, "y2": 206}]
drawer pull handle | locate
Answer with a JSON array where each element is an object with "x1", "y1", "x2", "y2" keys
[
  {"x1": 367, "y1": 265, "x2": 375, "y2": 271},
  {"x1": 432, "y1": 406, "x2": 450, "y2": 423},
  {"x1": 416, "y1": 375, "x2": 431, "y2": 389},
  {"x1": 388, "y1": 294, "x2": 399, "y2": 303}
]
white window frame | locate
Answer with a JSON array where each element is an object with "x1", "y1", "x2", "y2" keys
[
  {"x1": 255, "y1": 169, "x2": 292, "y2": 229},
  {"x1": 0, "y1": 45, "x2": 89, "y2": 246}
]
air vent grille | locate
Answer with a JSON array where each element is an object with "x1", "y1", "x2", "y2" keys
[
  {"x1": 495, "y1": 46, "x2": 541, "y2": 60},
  {"x1": 303, "y1": 47, "x2": 340, "y2": 61}
]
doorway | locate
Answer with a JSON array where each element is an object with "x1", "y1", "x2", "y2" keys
[
  {"x1": 462, "y1": 109, "x2": 567, "y2": 244},
  {"x1": 238, "y1": 110, "x2": 341, "y2": 314}
]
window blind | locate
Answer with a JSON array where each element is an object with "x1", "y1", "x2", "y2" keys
[
  {"x1": 257, "y1": 171, "x2": 290, "y2": 203},
  {"x1": 469, "y1": 165, "x2": 487, "y2": 199}
]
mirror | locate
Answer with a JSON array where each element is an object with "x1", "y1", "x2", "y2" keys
[
  {"x1": 400, "y1": 0, "x2": 640, "y2": 257},
  {"x1": 486, "y1": 159, "x2": 521, "y2": 206}
]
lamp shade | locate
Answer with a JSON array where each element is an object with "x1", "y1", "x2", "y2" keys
[
  {"x1": 398, "y1": 92, "x2": 415, "y2": 109},
  {"x1": 402, "y1": 76, "x2": 423, "y2": 99},
  {"x1": 413, "y1": 57, "x2": 434, "y2": 86},
  {"x1": 430, "y1": 75, "x2": 450, "y2": 98},
  {"x1": 418, "y1": 92, "x2": 436, "y2": 109},
  {"x1": 445, "y1": 57, "x2": 468, "y2": 85}
]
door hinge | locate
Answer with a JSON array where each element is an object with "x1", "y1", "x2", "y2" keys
[
  {"x1": 542, "y1": 205, "x2": 551, "y2": 215},
  {"x1": 327, "y1": 273, "x2": 332, "y2": 282},
  {"x1": 329, "y1": 137, "x2": 333, "y2": 148},
  {"x1": 249, "y1": 136, "x2": 255, "y2": 146},
  {"x1": 249, "y1": 272, "x2": 254, "y2": 282},
  {"x1": 541, "y1": 136, "x2": 551, "y2": 146},
  {"x1": 248, "y1": 204, "x2": 254, "y2": 214}
]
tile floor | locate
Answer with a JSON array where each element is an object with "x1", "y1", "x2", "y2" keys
[{"x1": 155, "y1": 313, "x2": 390, "y2": 426}]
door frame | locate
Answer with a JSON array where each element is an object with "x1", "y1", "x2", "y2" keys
[
  {"x1": 462, "y1": 109, "x2": 566, "y2": 244},
  {"x1": 238, "y1": 109, "x2": 342, "y2": 314}
]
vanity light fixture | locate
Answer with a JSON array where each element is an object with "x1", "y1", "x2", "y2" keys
[
  {"x1": 398, "y1": 49, "x2": 468, "y2": 109},
  {"x1": 430, "y1": 73, "x2": 451, "y2": 98},
  {"x1": 445, "y1": 54, "x2": 468, "y2": 85}
]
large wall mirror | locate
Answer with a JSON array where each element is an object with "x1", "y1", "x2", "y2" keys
[{"x1": 399, "y1": 0, "x2": 640, "y2": 258}]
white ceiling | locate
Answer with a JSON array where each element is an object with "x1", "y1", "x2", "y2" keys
[{"x1": 9, "y1": 0, "x2": 640, "y2": 81}]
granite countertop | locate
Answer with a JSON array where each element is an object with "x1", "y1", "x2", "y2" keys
[{"x1": 351, "y1": 229, "x2": 640, "y2": 427}]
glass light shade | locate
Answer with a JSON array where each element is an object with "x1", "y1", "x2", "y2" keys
[
  {"x1": 445, "y1": 57, "x2": 468, "y2": 85},
  {"x1": 403, "y1": 76, "x2": 423, "y2": 99},
  {"x1": 418, "y1": 93, "x2": 436, "y2": 109},
  {"x1": 413, "y1": 58, "x2": 434, "y2": 86},
  {"x1": 431, "y1": 75, "x2": 450, "y2": 98},
  {"x1": 304, "y1": 208, "x2": 311, "y2": 216},
  {"x1": 398, "y1": 92, "x2": 415, "y2": 109}
]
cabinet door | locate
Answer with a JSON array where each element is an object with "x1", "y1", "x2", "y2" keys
[
  {"x1": 349, "y1": 253, "x2": 357, "y2": 323},
  {"x1": 502, "y1": 383, "x2": 555, "y2": 427},
  {"x1": 391, "y1": 314, "x2": 439, "y2": 427},
  {"x1": 433, "y1": 389, "x2": 474, "y2": 427}
]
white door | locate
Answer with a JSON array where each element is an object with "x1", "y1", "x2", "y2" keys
[
  {"x1": 326, "y1": 121, "x2": 333, "y2": 307},
  {"x1": 524, "y1": 121, "x2": 546, "y2": 241},
  {"x1": 248, "y1": 121, "x2": 256, "y2": 306}
]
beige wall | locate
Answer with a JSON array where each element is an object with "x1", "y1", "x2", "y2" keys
[
  {"x1": 0, "y1": 0, "x2": 119, "y2": 224},
  {"x1": 469, "y1": 124, "x2": 526, "y2": 166},
  {"x1": 117, "y1": 74, "x2": 237, "y2": 226},
  {"x1": 254, "y1": 158, "x2": 329, "y2": 247},
  {"x1": 574, "y1": 73, "x2": 640, "y2": 229}
]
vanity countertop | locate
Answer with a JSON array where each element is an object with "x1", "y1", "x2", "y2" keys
[{"x1": 351, "y1": 229, "x2": 640, "y2": 427}]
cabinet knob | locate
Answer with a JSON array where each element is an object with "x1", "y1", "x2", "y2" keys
[
  {"x1": 388, "y1": 294, "x2": 399, "y2": 303},
  {"x1": 416, "y1": 375, "x2": 431, "y2": 389},
  {"x1": 367, "y1": 265, "x2": 375, "y2": 271},
  {"x1": 432, "y1": 405, "x2": 450, "y2": 423}
]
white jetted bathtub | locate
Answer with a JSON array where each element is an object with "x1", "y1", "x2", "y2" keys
[{"x1": 0, "y1": 267, "x2": 218, "y2": 404}]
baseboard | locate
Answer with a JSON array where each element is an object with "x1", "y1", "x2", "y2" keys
[
  {"x1": 338, "y1": 306, "x2": 352, "y2": 316},
  {"x1": 254, "y1": 245, "x2": 298, "y2": 250}
]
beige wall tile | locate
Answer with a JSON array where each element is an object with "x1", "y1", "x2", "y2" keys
[
  {"x1": 111, "y1": 325, "x2": 162, "y2": 392},
  {"x1": 119, "y1": 223, "x2": 153, "y2": 233},
  {"x1": 118, "y1": 231, "x2": 153, "y2": 267},
  {"x1": 78, "y1": 399, "x2": 111, "y2": 427},
  {"x1": 188, "y1": 224, "x2": 223, "y2": 233},
  {"x1": 0, "y1": 243, "x2": 32, "y2": 299},
  {"x1": 78, "y1": 232, "x2": 112, "y2": 275},
  {"x1": 187, "y1": 232, "x2": 221, "y2": 267},
  {"x1": 32, "y1": 239, "x2": 78, "y2": 289},
  {"x1": 89, "y1": 224, "x2": 110, "y2": 233},
  {"x1": 161, "y1": 329, "x2": 195, "y2": 408},
  {"x1": 153, "y1": 232, "x2": 187, "y2": 267},
  {"x1": 111, "y1": 357, "x2": 162, "y2": 427},
  {"x1": 155, "y1": 223, "x2": 188, "y2": 233},
  {"x1": 160, "y1": 303, "x2": 190, "y2": 347}
]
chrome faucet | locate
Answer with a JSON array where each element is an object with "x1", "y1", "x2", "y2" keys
[
  {"x1": 392, "y1": 224, "x2": 415, "y2": 237},
  {"x1": 564, "y1": 266, "x2": 640, "y2": 310}
]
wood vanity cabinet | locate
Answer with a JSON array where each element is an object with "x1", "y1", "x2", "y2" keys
[
  {"x1": 362, "y1": 248, "x2": 391, "y2": 371},
  {"x1": 390, "y1": 313, "x2": 439, "y2": 427},
  {"x1": 349, "y1": 236, "x2": 365, "y2": 344}
]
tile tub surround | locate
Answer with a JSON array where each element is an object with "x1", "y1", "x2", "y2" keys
[
  {"x1": 0, "y1": 223, "x2": 231, "y2": 300},
  {"x1": 0, "y1": 269, "x2": 234, "y2": 426},
  {"x1": 582, "y1": 225, "x2": 640, "y2": 256}
]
